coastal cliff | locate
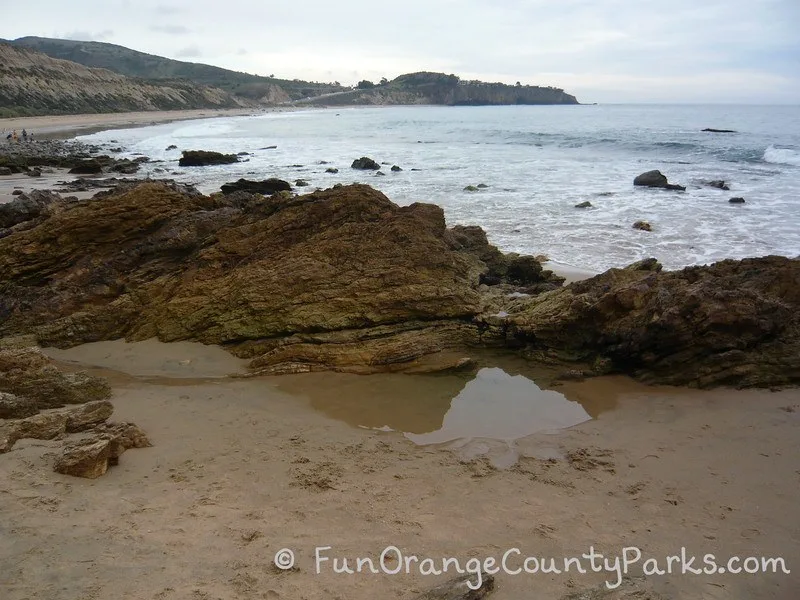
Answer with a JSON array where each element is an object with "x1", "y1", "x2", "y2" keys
[
  {"x1": 297, "y1": 72, "x2": 579, "y2": 106},
  {"x1": 0, "y1": 43, "x2": 248, "y2": 117}
]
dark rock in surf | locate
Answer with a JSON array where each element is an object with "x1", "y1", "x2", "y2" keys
[
  {"x1": 68, "y1": 160, "x2": 104, "y2": 175},
  {"x1": 351, "y1": 156, "x2": 381, "y2": 170},
  {"x1": 633, "y1": 170, "x2": 685, "y2": 191},
  {"x1": 729, "y1": 197, "x2": 746, "y2": 204},
  {"x1": 575, "y1": 201, "x2": 592, "y2": 208},
  {"x1": 707, "y1": 180, "x2": 730, "y2": 191},
  {"x1": 178, "y1": 150, "x2": 239, "y2": 167},
  {"x1": 220, "y1": 178, "x2": 292, "y2": 195},
  {"x1": 702, "y1": 128, "x2": 736, "y2": 133}
]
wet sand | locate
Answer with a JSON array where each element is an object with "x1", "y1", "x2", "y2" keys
[{"x1": 1, "y1": 339, "x2": 798, "y2": 599}]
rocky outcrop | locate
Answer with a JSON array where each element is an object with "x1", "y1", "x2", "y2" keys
[
  {"x1": 0, "y1": 346, "x2": 112, "y2": 408},
  {"x1": 179, "y1": 150, "x2": 239, "y2": 167},
  {"x1": 500, "y1": 256, "x2": 800, "y2": 388},
  {"x1": 298, "y1": 71, "x2": 579, "y2": 107},
  {"x1": 351, "y1": 157, "x2": 381, "y2": 170},
  {"x1": 1, "y1": 182, "x2": 797, "y2": 388},
  {"x1": 0, "y1": 182, "x2": 498, "y2": 373},
  {"x1": 633, "y1": 170, "x2": 685, "y2": 191},
  {"x1": 0, "y1": 392, "x2": 38, "y2": 419},
  {"x1": 220, "y1": 178, "x2": 291, "y2": 195}
]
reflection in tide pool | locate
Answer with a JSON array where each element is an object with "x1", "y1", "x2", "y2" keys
[{"x1": 405, "y1": 367, "x2": 591, "y2": 445}]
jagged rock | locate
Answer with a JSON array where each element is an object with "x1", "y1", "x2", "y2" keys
[
  {"x1": 464, "y1": 185, "x2": 479, "y2": 192},
  {"x1": 178, "y1": 150, "x2": 239, "y2": 167},
  {"x1": 413, "y1": 572, "x2": 494, "y2": 599},
  {"x1": 0, "y1": 183, "x2": 488, "y2": 373},
  {"x1": 54, "y1": 437, "x2": 113, "y2": 478},
  {"x1": 505, "y1": 256, "x2": 800, "y2": 388},
  {"x1": 375, "y1": 171, "x2": 386, "y2": 176},
  {"x1": 11, "y1": 189, "x2": 23, "y2": 196},
  {"x1": 575, "y1": 201, "x2": 592, "y2": 208},
  {"x1": 707, "y1": 180, "x2": 730, "y2": 190},
  {"x1": 632, "y1": 220, "x2": 652, "y2": 231},
  {"x1": 12, "y1": 411, "x2": 68, "y2": 441},
  {"x1": 220, "y1": 178, "x2": 292, "y2": 195},
  {"x1": 351, "y1": 156, "x2": 380, "y2": 170},
  {"x1": 0, "y1": 391, "x2": 38, "y2": 419},
  {"x1": 165, "y1": 144, "x2": 178, "y2": 151},
  {"x1": 391, "y1": 165, "x2": 402, "y2": 172},
  {"x1": 65, "y1": 400, "x2": 114, "y2": 432},
  {"x1": 110, "y1": 160, "x2": 141, "y2": 175},
  {"x1": 0, "y1": 346, "x2": 112, "y2": 408},
  {"x1": 68, "y1": 159, "x2": 104, "y2": 175},
  {"x1": 633, "y1": 170, "x2": 685, "y2": 191},
  {"x1": 96, "y1": 421, "x2": 152, "y2": 451},
  {"x1": 0, "y1": 189, "x2": 61, "y2": 228},
  {"x1": 729, "y1": 197, "x2": 746, "y2": 204},
  {"x1": 54, "y1": 421, "x2": 151, "y2": 478},
  {"x1": 295, "y1": 179, "x2": 310, "y2": 187},
  {"x1": 325, "y1": 167, "x2": 339, "y2": 173}
]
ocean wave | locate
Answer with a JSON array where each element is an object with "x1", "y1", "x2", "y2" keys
[{"x1": 763, "y1": 145, "x2": 800, "y2": 166}]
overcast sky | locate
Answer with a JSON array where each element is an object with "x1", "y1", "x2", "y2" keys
[{"x1": 2, "y1": 0, "x2": 799, "y2": 103}]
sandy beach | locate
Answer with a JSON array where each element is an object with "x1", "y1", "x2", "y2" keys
[
  {"x1": 1, "y1": 339, "x2": 797, "y2": 599},
  {"x1": 0, "y1": 108, "x2": 261, "y2": 140}
]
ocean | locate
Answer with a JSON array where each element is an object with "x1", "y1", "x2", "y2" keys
[{"x1": 78, "y1": 104, "x2": 800, "y2": 272}]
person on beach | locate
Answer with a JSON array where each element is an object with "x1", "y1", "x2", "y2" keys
[
  {"x1": 22, "y1": 129, "x2": 27, "y2": 141},
  {"x1": 11, "y1": 130, "x2": 18, "y2": 142}
]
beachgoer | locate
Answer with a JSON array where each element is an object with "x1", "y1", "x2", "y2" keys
[
  {"x1": 22, "y1": 129, "x2": 27, "y2": 141},
  {"x1": 11, "y1": 130, "x2": 18, "y2": 142}
]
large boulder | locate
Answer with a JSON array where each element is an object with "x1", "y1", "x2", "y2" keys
[
  {"x1": 68, "y1": 159, "x2": 104, "y2": 175},
  {"x1": 0, "y1": 183, "x2": 488, "y2": 373},
  {"x1": 633, "y1": 170, "x2": 685, "y2": 191},
  {"x1": 220, "y1": 178, "x2": 291, "y2": 195},
  {"x1": 503, "y1": 256, "x2": 800, "y2": 388},
  {"x1": 351, "y1": 156, "x2": 381, "y2": 170},
  {"x1": 0, "y1": 392, "x2": 38, "y2": 419},
  {"x1": 178, "y1": 150, "x2": 239, "y2": 167},
  {"x1": 0, "y1": 190, "x2": 62, "y2": 229}
]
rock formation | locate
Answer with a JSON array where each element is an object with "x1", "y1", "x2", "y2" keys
[
  {"x1": 351, "y1": 157, "x2": 381, "y2": 170},
  {"x1": 633, "y1": 170, "x2": 686, "y2": 191},
  {"x1": 0, "y1": 181, "x2": 797, "y2": 388},
  {"x1": 179, "y1": 150, "x2": 240, "y2": 167},
  {"x1": 499, "y1": 256, "x2": 800, "y2": 388},
  {"x1": 220, "y1": 178, "x2": 292, "y2": 195},
  {"x1": 0, "y1": 342, "x2": 150, "y2": 475}
]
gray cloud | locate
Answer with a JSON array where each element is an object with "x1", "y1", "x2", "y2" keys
[
  {"x1": 3, "y1": 0, "x2": 798, "y2": 102},
  {"x1": 150, "y1": 24, "x2": 191, "y2": 35}
]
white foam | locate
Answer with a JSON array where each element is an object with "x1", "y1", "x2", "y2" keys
[{"x1": 764, "y1": 145, "x2": 800, "y2": 167}]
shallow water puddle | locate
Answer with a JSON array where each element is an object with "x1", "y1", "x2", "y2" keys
[
  {"x1": 403, "y1": 367, "x2": 591, "y2": 444},
  {"x1": 274, "y1": 364, "x2": 599, "y2": 451}
]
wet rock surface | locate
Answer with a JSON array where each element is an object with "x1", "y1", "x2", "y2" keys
[
  {"x1": 633, "y1": 170, "x2": 685, "y2": 191},
  {"x1": 0, "y1": 181, "x2": 797, "y2": 388}
]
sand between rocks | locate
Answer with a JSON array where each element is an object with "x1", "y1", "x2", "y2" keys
[{"x1": 0, "y1": 340, "x2": 798, "y2": 600}]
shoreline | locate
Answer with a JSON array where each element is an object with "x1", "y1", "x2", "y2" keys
[{"x1": 0, "y1": 107, "x2": 265, "y2": 140}]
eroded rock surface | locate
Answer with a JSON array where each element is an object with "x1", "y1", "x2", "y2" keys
[{"x1": 502, "y1": 256, "x2": 800, "y2": 388}]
